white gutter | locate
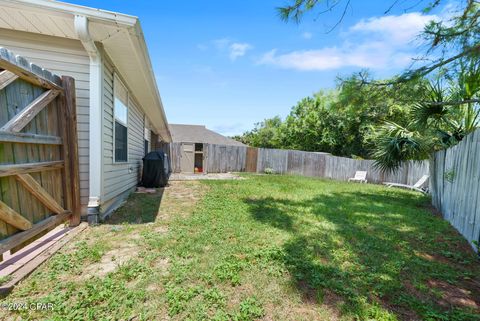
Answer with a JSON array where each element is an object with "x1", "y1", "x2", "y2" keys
[
  {"x1": 74, "y1": 15, "x2": 103, "y2": 221},
  {"x1": 3, "y1": 0, "x2": 138, "y2": 26}
]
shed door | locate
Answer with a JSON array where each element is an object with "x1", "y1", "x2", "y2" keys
[{"x1": 180, "y1": 143, "x2": 195, "y2": 173}]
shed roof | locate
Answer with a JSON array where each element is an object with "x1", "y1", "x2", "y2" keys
[
  {"x1": 0, "y1": 0, "x2": 171, "y2": 142},
  {"x1": 169, "y1": 124, "x2": 246, "y2": 146}
]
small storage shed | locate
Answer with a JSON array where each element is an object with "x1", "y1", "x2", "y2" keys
[{"x1": 169, "y1": 124, "x2": 245, "y2": 174}]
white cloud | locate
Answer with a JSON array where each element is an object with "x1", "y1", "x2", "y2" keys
[
  {"x1": 350, "y1": 12, "x2": 437, "y2": 43},
  {"x1": 301, "y1": 32, "x2": 313, "y2": 39},
  {"x1": 260, "y1": 48, "x2": 344, "y2": 70},
  {"x1": 229, "y1": 42, "x2": 253, "y2": 60},
  {"x1": 211, "y1": 38, "x2": 253, "y2": 61},
  {"x1": 258, "y1": 12, "x2": 437, "y2": 71}
]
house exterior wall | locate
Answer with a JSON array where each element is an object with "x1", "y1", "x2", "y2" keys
[
  {"x1": 101, "y1": 53, "x2": 153, "y2": 212},
  {"x1": 0, "y1": 29, "x2": 160, "y2": 218},
  {"x1": 0, "y1": 28, "x2": 91, "y2": 211}
]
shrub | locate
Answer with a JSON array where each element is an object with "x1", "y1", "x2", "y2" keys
[{"x1": 264, "y1": 168, "x2": 275, "y2": 175}]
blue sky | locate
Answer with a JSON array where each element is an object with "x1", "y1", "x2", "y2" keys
[{"x1": 69, "y1": 0, "x2": 449, "y2": 136}]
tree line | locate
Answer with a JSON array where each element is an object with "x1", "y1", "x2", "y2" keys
[{"x1": 233, "y1": 0, "x2": 479, "y2": 171}]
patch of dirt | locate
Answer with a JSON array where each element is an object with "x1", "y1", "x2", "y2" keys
[
  {"x1": 128, "y1": 233, "x2": 143, "y2": 241},
  {"x1": 386, "y1": 304, "x2": 422, "y2": 321},
  {"x1": 427, "y1": 279, "x2": 480, "y2": 311},
  {"x1": 154, "y1": 257, "x2": 170, "y2": 276},
  {"x1": 414, "y1": 251, "x2": 450, "y2": 265},
  {"x1": 157, "y1": 181, "x2": 207, "y2": 220},
  {"x1": 169, "y1": 173, "x2": 244, "y2": 181},
  {"x1": 401, "y1": 277, "x2": 480, "y2": 317},
  {"x1": 297, "y1": 280, "x2": 318, "y2": 304},
  {"x1": 403, "y1": 279, "x2": 433, "y2": 303},
  {"x1": 262, "y1": 288, "x2": 343, "y2": 321},
  {"x1": 80, "y1": 243, "x2": 140, "y2": 279},
  {"x1": 74, "y1": 181, "x2": 205, "y2": 282},
  {"x1": 154, "y1": 225, "x2": 169, "y2": 234},
  {"x1": 420, "y1": 203, "x2": 443, "y2": 217},
  {"x1": 225, "y1": 283, "x2": 255, "y2": 310},
  {"x1": 380, "y1": 291, "x2": 422, "y2": 321},
  {"x1": 264, "y1": 302, "x2": 336, "y2": 321},
  {"x1": 433, "y1": 229, "x2": 478, "y2": 258},
  {"x1": 318, "y1": 289, "x2": 343, "y2": 321}
]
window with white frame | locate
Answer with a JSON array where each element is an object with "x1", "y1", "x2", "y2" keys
[
  {"x1": 144, "y1": 127, "x2": 150, "y2": 155},
  {"x1": 114, "y1": 75, "x2": 128, "y2": 162}
]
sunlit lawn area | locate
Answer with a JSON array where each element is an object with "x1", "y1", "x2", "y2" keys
[{"x1": 2, "y1": 174, "x2": 479, "y2": 320}]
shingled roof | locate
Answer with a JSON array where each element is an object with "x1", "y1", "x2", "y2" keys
[{"x1": 169, "y1": 124, "x2": 246, "y2": 146}]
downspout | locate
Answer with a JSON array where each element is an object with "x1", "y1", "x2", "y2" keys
[{"x1": 74, "y1": 15, "x2": 103, "y2": 224}]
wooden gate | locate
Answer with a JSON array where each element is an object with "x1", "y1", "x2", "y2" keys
[
  {"x1": 0, "y1": 48, "x2": 80, "y2": 257},
  {"x1": 246, "y1": 147, "x2": 258, "y2": 172}
]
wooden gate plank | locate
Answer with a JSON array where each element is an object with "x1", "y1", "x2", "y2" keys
[
  {"x1": 15, "y1": 174, "x2": 65, "y2": 214},
  {"x1": 3, "y1": 77, "x2": 24, "y2": 236},
  {"x1": 0, "y1": 131, "x2": 62, "y2": 145},
  {"x1": 0, "y1": 161, "x2": 64, "y2": 177},
  {"x1": 0, "y1": 48, "x2": 62, "y2": 90},
  {"x1": 62, "y1": 76, "x2": 81, "y2": 226},
  {"x1": 18, "y1": 80, "x2": 43, "y2": 225},
  {"x1": 56, "y1": 85, "x2": 73, "y2": 222},
  {"x1": 0, "y1": 200, "x2": 32, "y2": 230},
  {"x1": 0, "y1": 89, "x2": 60, "y2": 133},
  {"x1": 0, "y1": 222, "x2": 86, "y2": 296},
  {"x1": 0, "y1": 211, "x2": 70, "y2": 254},
  {"x1": 0, "y1": 70, "x2": 18, "y2": 91}
]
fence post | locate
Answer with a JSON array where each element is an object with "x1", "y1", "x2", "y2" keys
[{"x1": 62, "y1": 76, "x2": 81, "y2": 226}]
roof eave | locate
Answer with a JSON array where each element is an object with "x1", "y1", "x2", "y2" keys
[
  {"x1": 2, "y1": 0, "x2": 138, "y2": 26},
  {"x1": 1, "y1": 0, "x2": 172, "y2": 142},
  {"x1": 127, "y1": 22, "x2": 172, "y2": 142}
]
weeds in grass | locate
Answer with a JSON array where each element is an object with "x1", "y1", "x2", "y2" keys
[
  {"x1": 234, "y1": 296, "x2": 265, "y2": 320},
  {"x1": 0, "y1": 275, "x2": 11, "y2": 286},
  {"x1": 1, "y1": 177, "x2": 479, "y2": 321},
  {"x1": 47, "y1": 240, "x2": 106, "y2": 277}
]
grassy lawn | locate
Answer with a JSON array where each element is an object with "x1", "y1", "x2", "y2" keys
[{"x1": 1, "y1": 174, "x2": 479, "y2": 320}]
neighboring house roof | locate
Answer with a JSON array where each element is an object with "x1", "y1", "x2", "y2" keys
[
  {"x1": 0, "y1": 0, "x2": 171, "y2": 142},
  {"x1": 169, "y1": 124, "x2": 246, "y2": 146}
]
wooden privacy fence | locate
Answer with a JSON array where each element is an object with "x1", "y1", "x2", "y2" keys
[
  {"x1": 431, "y1": 129, "x2": 480, "y2": 251},
  {"x1": 167, "y1": 143, "x2": 248, "y2": 173},
  {"x1": 205, "y1": 144, "x2": 247, "y2": 173},
  {"x1": 169, "y1": 142, "x2": 429, "y2": 185},
  {"x1": 255, "y1": 148, "x2": 428, "y2": 184},
  {"x1": 0, "y1": 48, "x2": 80, "y2": 257}
]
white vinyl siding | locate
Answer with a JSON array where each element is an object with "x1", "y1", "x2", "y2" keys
[
  {"x1": 0, "y1": 28, "x2": 151, "y2": 212},
  {"x1": 0, "y1": 28, "x2": 90, "y2": 211},
  {"x1": 102, "y1": 56, "x2": 146, "y2": 203}
]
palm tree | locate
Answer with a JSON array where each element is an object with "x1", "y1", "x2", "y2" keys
[{"x1": 373, "y1": 58, "x2": 480, "y2": 172}]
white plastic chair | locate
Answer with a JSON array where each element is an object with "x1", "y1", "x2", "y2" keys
[
  {"x1": 383, "y1": 175, "x2": 429, "y2": 193},
  {"x1": 348, "y1": 171, "x2": 368, "y2": 183}
]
